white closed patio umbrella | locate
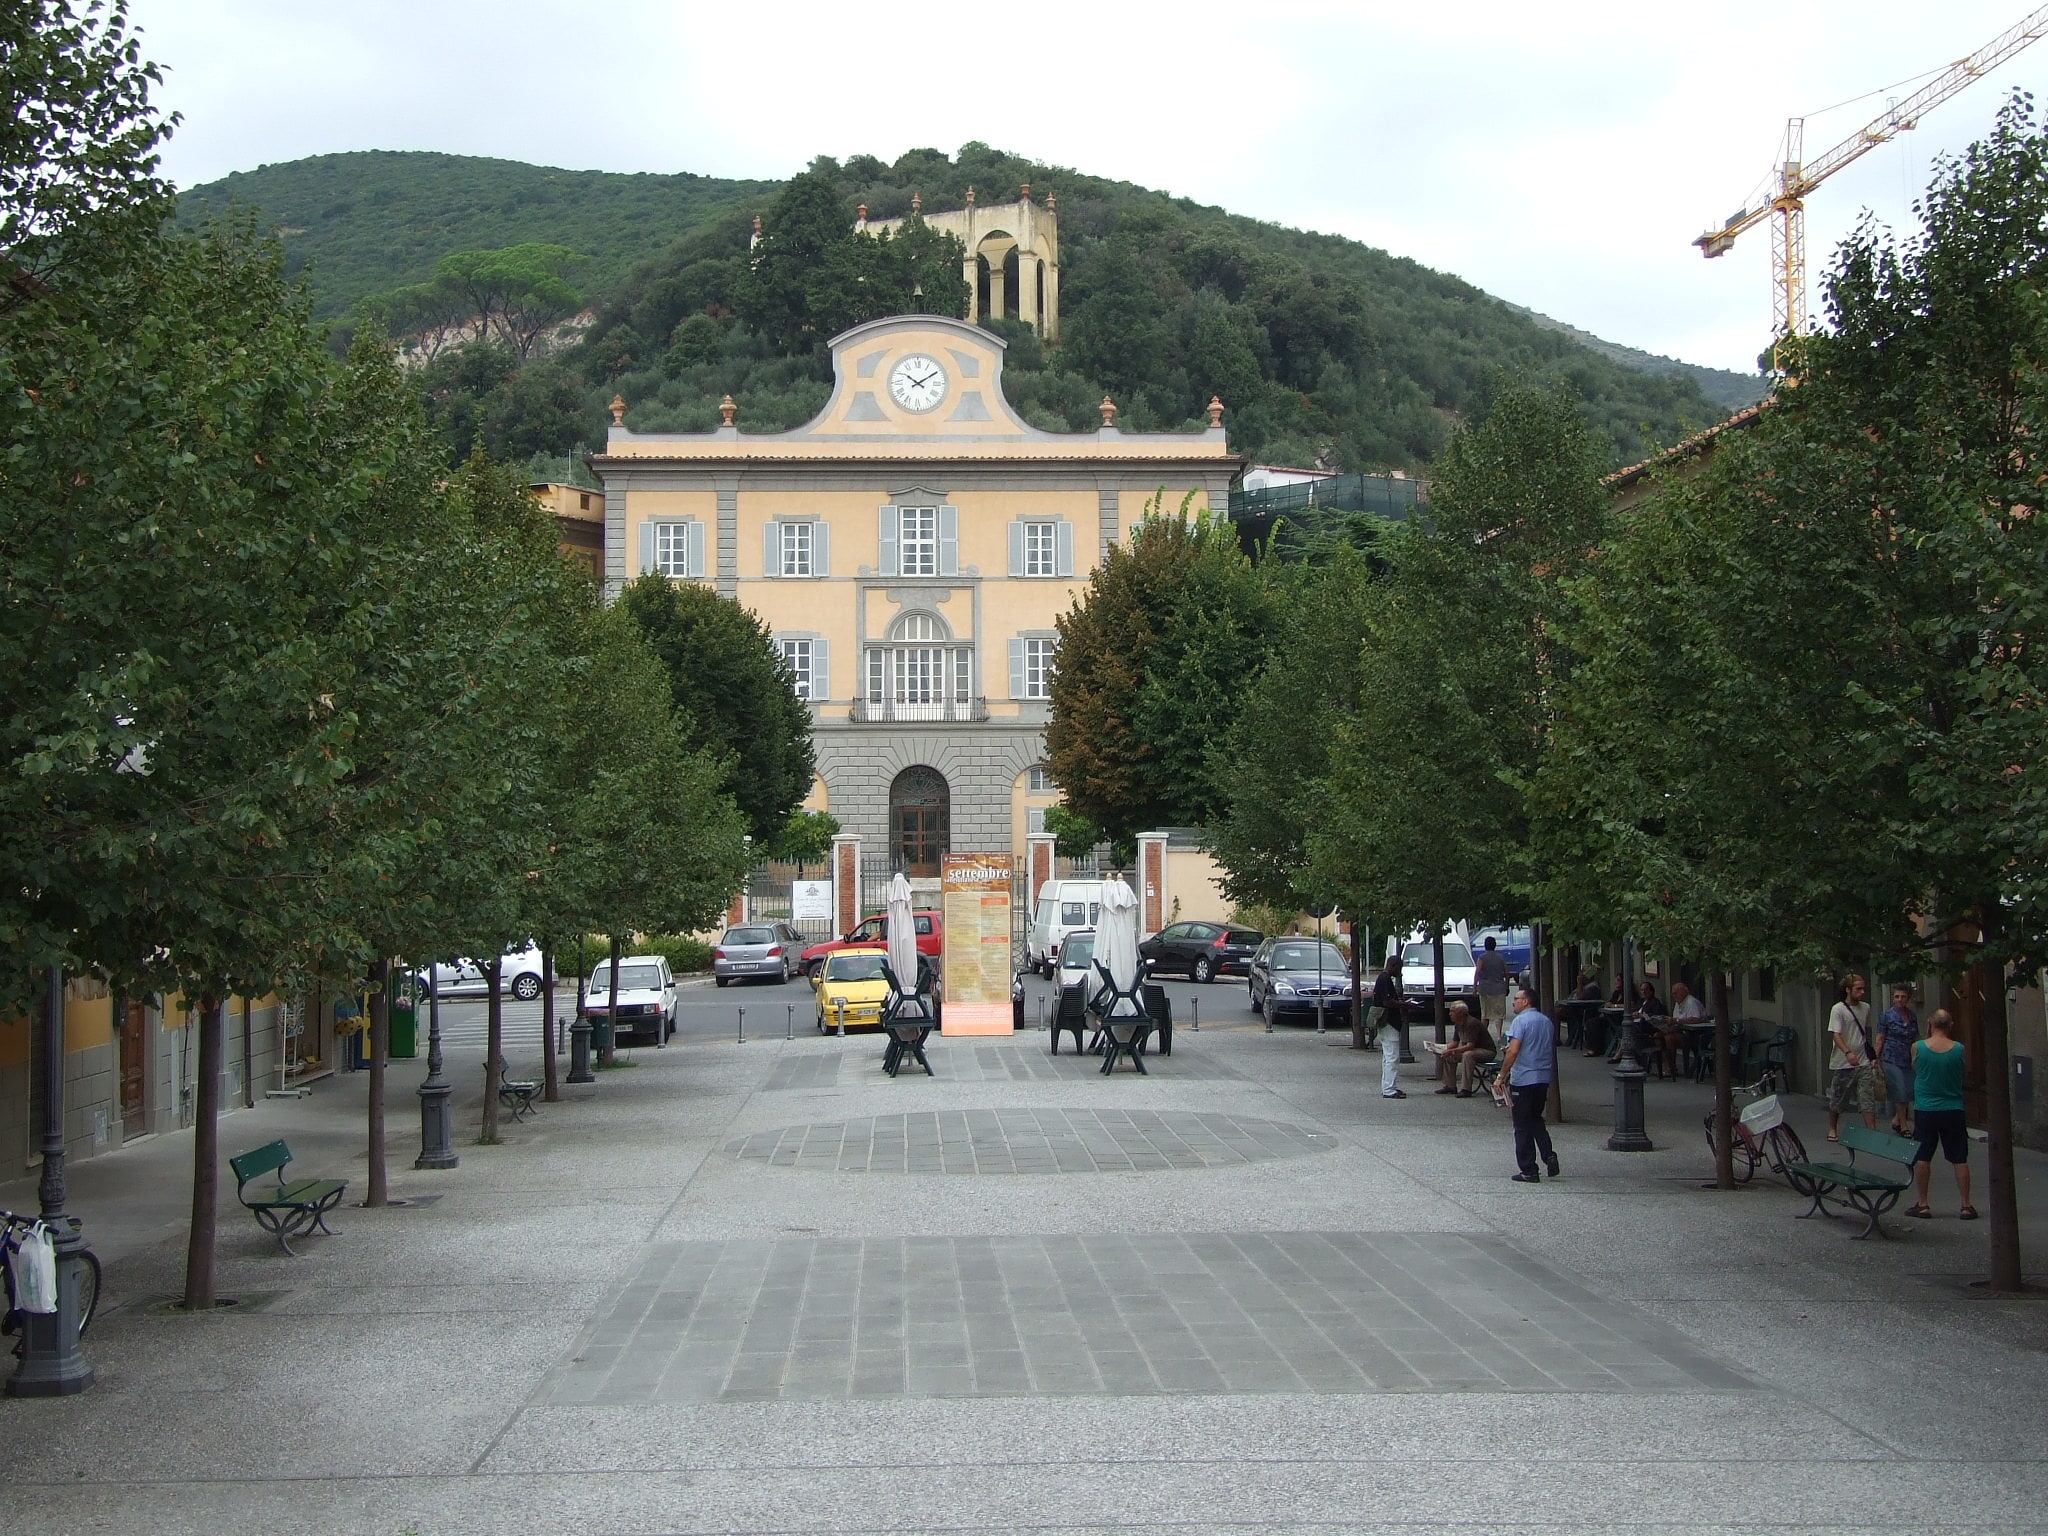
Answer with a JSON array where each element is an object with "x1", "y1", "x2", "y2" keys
[
  {"x1": 885, "y1": 871, "x2": 919, "y2": 991},
  {"x1": 1096, "y1": 876, "x2": 1141, "y2": 996}
]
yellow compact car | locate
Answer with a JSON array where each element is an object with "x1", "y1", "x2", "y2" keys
[{"x1": 813, "y1": 946, "x2": 891, "y2": 1032}]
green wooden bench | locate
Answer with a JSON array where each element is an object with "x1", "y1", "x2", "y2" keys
[
  {"x1": 230, "y1": 1140, "x2": 347, "y2": 1255},
  {"x1": 1783, "y1": 1124, "x2": 1917, "y2": 1239}
]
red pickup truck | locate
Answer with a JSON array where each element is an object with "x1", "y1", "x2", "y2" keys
[{"x1": 801, "y1": 911, "x2": 943, "y2": 980}]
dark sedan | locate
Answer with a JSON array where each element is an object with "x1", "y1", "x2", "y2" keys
[
  {"x1": 1139, "y1": 920, "x2": 1265, "y2": 983},
  {"x1": 1247, "y1": 939, "x2": 1355, "y2": 1027}
]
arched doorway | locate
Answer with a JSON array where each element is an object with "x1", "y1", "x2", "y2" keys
[{"x1": 890, "y1": 765, "x2": 950, "y2": 876}]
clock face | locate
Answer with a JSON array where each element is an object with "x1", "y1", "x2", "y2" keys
[{"x1": 888, "y1": 353, "x2": 948, "y2": 413}]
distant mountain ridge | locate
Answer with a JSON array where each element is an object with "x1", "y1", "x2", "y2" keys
[{"x1": 174, "y1": 148, "x2": 1748, "y2": 473}]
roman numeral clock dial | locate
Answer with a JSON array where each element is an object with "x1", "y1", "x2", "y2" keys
[{"x1": 888, "y1": 353, "x2": 948, "y2": 413}]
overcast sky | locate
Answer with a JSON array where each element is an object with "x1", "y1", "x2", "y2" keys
[{"x1": 127, "y1": 0, "x2": 2048, "y2": 375}]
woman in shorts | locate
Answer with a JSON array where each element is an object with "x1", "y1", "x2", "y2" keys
[{"x1": 1905, "y1": 1009, "x2": 1975, "y2": 1220}]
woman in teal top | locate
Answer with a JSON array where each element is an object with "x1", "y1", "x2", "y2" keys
[{"x1": 1907, "y1": 1009, "x2": 1975, "y2": 1220}]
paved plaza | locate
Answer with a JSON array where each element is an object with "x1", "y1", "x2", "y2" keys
[{"x1": 4, "y1": 983, "x2": 2046, "y2": 1534}]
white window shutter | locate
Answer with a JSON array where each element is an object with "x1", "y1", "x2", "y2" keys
[
  {"x1": 938, "y1": 505, "x2": 959, "y2": 576},
  {"x1": 1056, "y1": 520, "x2": 1075, "y2": 577},
  {"x1": 1009, "y1": 638, "x2": 1026, "y2": 700},
  {"x1": 764, "y1": 522, "x2": 779, "y2": 578},
  {"x1": 1008, "y1": 521, "x2": 1025, "y2": 577},
  {"x1": 812, "y1": 637, "x2": 829, "y2": 701},
  {"x1": 813, "y1": 520, "x2": 830, "y2": 578},
  {"x1": 639, "y1": 521, "x2": 656, "y2": 574},
  {"x1": 687, "y1": 519, "x2": 706, "y2": 579},
  {"x1": 878, "y1": 505, "x2": 898, "y2": 576}
]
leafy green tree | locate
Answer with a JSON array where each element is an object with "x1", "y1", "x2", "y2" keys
[
  {"x1": 1044, "y1": 499, "x2": 1275, "y2": 841},
  {"x1": 614, "y1": 573, "x2": 816, "y2": 845},
  {"x1": 766, "y1": 808, "x2": 840, "y2": 868},
  {"x1": 892, "y1": 213, "x2": 970, "y2": 318},
  {"x1": 736, "y1": 172, "x2": 858, "y2": 354},
  {"x1": 436, "y1": 242, "x2": 586, "y2": 359}
]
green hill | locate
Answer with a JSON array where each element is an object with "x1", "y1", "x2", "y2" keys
[{"x1": 176, "y1": 146, "x2": 1758, "y2": 475}]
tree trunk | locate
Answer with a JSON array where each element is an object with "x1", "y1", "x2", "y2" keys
[
  {"x1": 482, "y1": 958, "x2": 504, "y2": 1143},
  {"x1": 365, "y1": 960, "x2": 389, "y2": 1207},
  {"x1": 541, "y1": 943, "x2": 560, "y2": 1102},
  {"x1": 1711, "y1": 968, "x2": 1736, "y2": 1190},
  {"x1": 1347, "y1": 918, "x2": 1368, "y2": 1049},
  {"x1": 240, "y1": 996, "x2": 254, "y2": 1109},
  {"x1": 1432, "y1": 931, "x2": 1447, "y2": 1044},
  {"x1": 1539, "y1": 924, "x2": 1564, "y2": 1125},
  {"x1": 180, "y1": 995, "x2": 224, "y2": 1311},
  {"x1": 1975, "y1": 908, "x2": 2024, "y2": 1292},
  {"x1": 601, "y1": 934, "x2": 622, "y2": 1067}
]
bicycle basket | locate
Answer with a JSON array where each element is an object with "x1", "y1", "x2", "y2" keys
[{"x1": 1739, "y1": 1094, "x2": 1785, "y2": 1134}]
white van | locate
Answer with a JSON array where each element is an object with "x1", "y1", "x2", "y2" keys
[
  {"x1": 1026, "y1": 880, "x2": 1104, "y2": 975},
  {"x1": 1387, "y1": 923, "x2": 1476, "y2": 1015}
]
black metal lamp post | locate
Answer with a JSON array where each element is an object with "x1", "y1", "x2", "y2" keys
[
  {"x1": 7, "y1": 965, "x2": 96, "y2": 1397},
  {"x1": 416, "y1": 966, "x2": 458, "y2": 1169},
  {"x1": 1607, "y1": 1008, "x2": 1655, "y2": 1151},
  {"x1": 567, "y1": 937, "x2": 594, "y2": 1084}
]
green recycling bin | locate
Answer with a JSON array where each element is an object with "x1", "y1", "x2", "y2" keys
[
  {"x1": 388, "y1": 1001, "x2": 418, "y2": 1058},
  {"x1": 589, "y1": 1015, "x2": 612, "y2": 1051}
]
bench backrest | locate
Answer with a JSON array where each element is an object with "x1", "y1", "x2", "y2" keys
[
  {"x1": 230, "y1": 1139, "x2": 293, "y2": 1186},
  {"x1": 1840, "y1": 1124, "x2": 1917, "y2": 1169}
]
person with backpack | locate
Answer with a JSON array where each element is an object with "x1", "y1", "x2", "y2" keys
[{"x1": 1826, "y1": 973, "x2": 1878, "y2": 1143}]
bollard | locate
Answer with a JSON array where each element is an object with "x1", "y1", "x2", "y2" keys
[
  {"x1": 834, "y1": 997, "x2": 847, "y2": 1037},
  {"x1": 1191, "y1": 997, "x2": 1199, "y2": 1032},
  {"x1": 738, "y1": 1006, "x2": 746, "y2": 1044},
  {"x1": 1316, "y1": 996, "x2": 1326, "y2": 1034},
  {"x1": 786, "y1": 1004, "x2": 794, "y2": 1040}
]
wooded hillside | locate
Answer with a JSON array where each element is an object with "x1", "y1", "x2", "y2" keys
[{"x1": 177, "y1": 145, "x2": 1766, "y2": 478}]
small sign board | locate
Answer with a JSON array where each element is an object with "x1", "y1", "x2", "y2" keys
[
  {"x1": 790, "y1": 880, "x2": 831, "y2": 921},
  {"x1": 941, "y1": 853, "x2": 1013, "y2": 1034}
]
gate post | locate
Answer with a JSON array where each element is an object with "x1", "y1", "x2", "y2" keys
[
  {"x1": 1137, "y1": 832, "x2": 1168, "y2": 940},
  {"x1": 1025, "y1": 833, "x2": 1056, "y2": 918},
  {"x1": 831, "y1": 832, "x2": 861, "y2": 939}
]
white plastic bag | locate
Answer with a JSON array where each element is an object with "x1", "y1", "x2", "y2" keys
[{"x1": 8, "y1": 1221, "x2": 57, "y2": 1314}]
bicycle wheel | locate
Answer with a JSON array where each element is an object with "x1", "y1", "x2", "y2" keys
[
  {"x1": 1704, "y1": 1112, "x2": 1760, "y2": 1182},
  {"x1": 74, "y1": 1247, "x2": 101, "y2": 1338},
  {"x1": 1761, "y1": 1124, "x2": 1808, "y2": 1182}
]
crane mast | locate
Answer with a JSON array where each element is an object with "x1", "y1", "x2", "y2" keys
[{"x1": 1696, "y1": 7, "x2": 2048, "y2": 350}]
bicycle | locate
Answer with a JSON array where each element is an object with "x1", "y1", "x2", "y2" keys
[
  {"x1": 1, "y1": 1209, "x2": 101, "y2": 1353},
  {"x1": 1702, "y1": 1069, "x2": 1808, "y2": 1184}
]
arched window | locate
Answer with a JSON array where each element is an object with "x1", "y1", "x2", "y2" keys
[
  {"x1": 890, "y1": 766, "x2": 950, "y2": 876},
  {"x1": 865, "y1": 610, "x2": 973, "y2": 721}
]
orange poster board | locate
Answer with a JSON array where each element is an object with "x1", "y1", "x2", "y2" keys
[{"x1": 941, "y1": 853, "x2": 1014, "y2": 1035}]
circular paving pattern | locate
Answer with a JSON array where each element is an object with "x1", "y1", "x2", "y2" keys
[{"x1": 721, "y1": 1107, "x2": 1334, "y2": 1174}]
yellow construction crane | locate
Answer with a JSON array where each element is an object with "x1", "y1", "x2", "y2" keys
[{"x1": 1696, "y1": 7, "x2": 2048, "y2": 352}]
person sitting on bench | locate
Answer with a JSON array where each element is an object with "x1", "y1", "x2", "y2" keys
[{"x1": 1430, "y1": 1002, "x2": 1496, "y2": 1097}]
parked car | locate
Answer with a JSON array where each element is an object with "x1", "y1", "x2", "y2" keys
[
  {"x1": 1140, "y1": 920, "x2": 1265, "y2": 984},
  {"x1": 811, "y1": 946, "x2": 890, "y2": 1032},
  {"x1": 713, "y1": 921, "x2": 804, "y2": 986},
  {"x1": 1248, "y1": 938, "x2": 1354, "y2": 1027},
  {"x1": 800, "y1": 911, "x2": 941, "y2": 980},
  {"x1": 582, "y1": 955, "x2": 678, "y2": 1045},
  {"x1": 1056, "y1": 929, "x2": 1098, "y2": 994},
  {"x1": 1025, "y1": 880, "x2": 1104, "y2": 974},
  {"x1": 1391, "y1": 925, "x2": 1477, "y2": 1017},
  {"x1": 1470, "y1": 924, "x2": 1534, "y2": 985},
  {"x1": 418, "y1": 943, "x2": 552, "y2": 1002}
]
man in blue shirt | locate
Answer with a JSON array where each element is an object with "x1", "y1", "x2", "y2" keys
[{"x1": 1499, "y1": 985, "x2": 1559, "y2": 1182}]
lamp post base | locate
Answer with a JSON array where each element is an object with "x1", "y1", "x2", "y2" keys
[
  {"x1": 1607, "y1": 1025, "x2": 1655, "y2": 1151},
  {"x1": 6, "y1": 1239, "x2": 94, "y2": 1397},
  {"x1": 416, "y1": 1079, "x2": 458, "y2": 1170},
  {"x1": 567, "y1": 1021, "x2": 595, "y2": 1084}
]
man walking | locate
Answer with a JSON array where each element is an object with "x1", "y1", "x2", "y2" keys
[
  {"x1": 1371, "y1": 952, "x2": 1406, "y2": 1099},
  {"x1": 1499, "y1": 985, "x2": 1558, "y2": 1182},
  {"x1": 1475, "y1": 935, "x2": 1510, "y2": 1035}
]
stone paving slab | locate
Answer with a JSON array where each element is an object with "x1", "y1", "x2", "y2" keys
[
  {"x1": 532, "y1": 1230, "x2": 1750, "y2": 1405},
  {"x1": 722, "y1": 1106, "x2": 1333, "y2": 1174}
]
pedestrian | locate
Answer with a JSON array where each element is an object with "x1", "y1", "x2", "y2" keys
[
  {"x1": 1432, "y1": 1000, "x2": 1496, "y2": 1096},
  {"x1": 1474, "y1": 935, "x2": 1510, "y2": 1035},
  {"x1": 1825, "y1": 973, "x2": 1877, "y2": 1143},
  {"x1": 1371, "y1": 952, "x2": 1406, "y2": 1100},
  {"x1": 1876, "y1": 984, "x2": 1920, "y2": 1137},
  {"x1": 1905, "y1": 1009, "x2": 1975, "y2": 1221},
  {"x1": 1499, "y1": 985, "x2": 1558, "y2": 1182}
]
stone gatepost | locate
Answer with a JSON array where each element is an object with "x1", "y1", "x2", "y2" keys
[
  {"x1": 1137, "y1": 832, "x2": 1169, "y2": 940},
  {"x1": 831, "y1": 832, "x2": 861, "y2": 939}
]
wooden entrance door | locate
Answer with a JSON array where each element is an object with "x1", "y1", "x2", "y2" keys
[
  {"x1": 119, "y1": 999, "x2": 148, "y2": 1139},
  {"x1": 889, "y1": 766, "x2": 950, "y2": 877}
]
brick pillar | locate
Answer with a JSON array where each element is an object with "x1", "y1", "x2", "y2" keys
[
  {"x1": 725, "y1": 890, "x2": 746, "y2": 927},
  {"x1": 831, "y1": 833, "x2": 861, "y2": 939},
  {"x1": 1137, "y1": 832, "x2": 1168, "y2": 940},
  {"x1": 1025, "y1": 833, "x2": 1056, "y2": 917}
]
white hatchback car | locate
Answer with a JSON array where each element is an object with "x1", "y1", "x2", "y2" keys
[
  {"x1": 419, "y1": 943, "x2": 552, "y2": 1002},
  {"x1": 582, "y1": 955, "x2": 679, "y2": 1046}
]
